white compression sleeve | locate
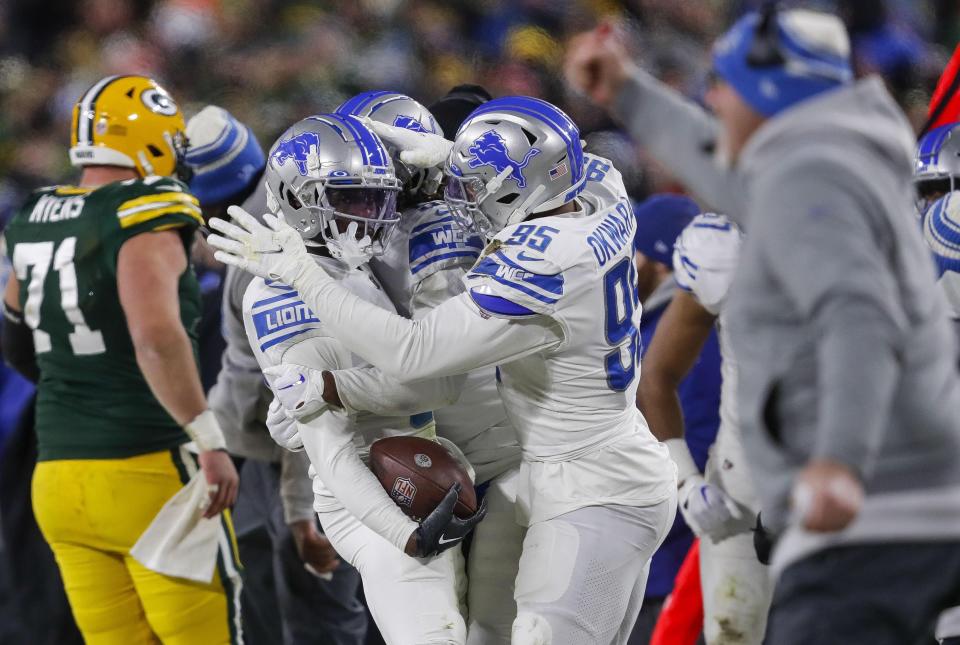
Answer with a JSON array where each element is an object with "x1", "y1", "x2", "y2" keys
[{"x1": 334, "y1": 368, "x2": 466, "y2": 416}]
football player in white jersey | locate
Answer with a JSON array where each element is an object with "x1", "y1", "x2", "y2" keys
[
  {"x1": 638, "y1": 212, "x2": 772, "y2": 644},
  {"x1": 209, "y1": 96, "x2": 677, "y2": 644},
  {"x1": 329, "y1": 91, "x2": 525, "y2": 644},
  {"x1": 233, "y1": 113, "x2": 486, "y2": 645}
]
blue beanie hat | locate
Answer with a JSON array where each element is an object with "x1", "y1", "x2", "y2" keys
[
  {"x1": 186, "y1": 106, "x2": 266, "y2": 207},
  {"x1": 923, "y1": 192, "x2": 960, "y2": 278},
  {"x1": 712, "y1": 8, "x2": 853, "y2": 117},
  {"x1": 633, "y1": 194, "x2": 700, "y2": 266}
]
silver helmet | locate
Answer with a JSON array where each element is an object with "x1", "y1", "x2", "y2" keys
[
  {"x1": 335, "y1": 91, "x2": 443, "y2": 197},
  {"x1": 916, "y1": 122, "x2": 960, "y2": 214},
  {"x1": 444, "y1": 96, "x2": 586, "y2": 236},
  {"x1": 264, "y1": 113, "x2": 401, "y2": 259}
]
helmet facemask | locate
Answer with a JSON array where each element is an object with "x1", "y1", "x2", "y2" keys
[{"x1": 267, "y1": 169, "x2": 400, "y2": 268}]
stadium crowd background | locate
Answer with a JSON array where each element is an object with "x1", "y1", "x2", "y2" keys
[
  {"x1": 0, "y1": 0, "x2": 956, "y2": 225},
  {"x1": 0, "y1": 0, "x2": 958, "y2": 642}
]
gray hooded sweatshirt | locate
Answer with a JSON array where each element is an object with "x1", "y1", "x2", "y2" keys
[{"x1": 615, "y1": 71, "x2": 960, "y2": 572}]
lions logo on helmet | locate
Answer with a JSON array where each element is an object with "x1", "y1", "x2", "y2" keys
[
  {"x1": 466, "y1": 130, "x2": 541, "y2": 189},
  {"x1": 392, "y1": 114, "x2": 434, "y2": 134},
  {"x1": 272, "y1": 132, "x2": 323, "y2": 176}
]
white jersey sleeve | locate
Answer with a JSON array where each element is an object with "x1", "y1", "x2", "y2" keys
[
  {"x1": 242, "y1": 264, "x2": 418, "y2": 552},
  {"x1": 672, "y1": 213, "x2": 743, "y2": 316}
]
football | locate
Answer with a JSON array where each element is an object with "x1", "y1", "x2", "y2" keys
[{"x1": 369, "y1": 436, "x2": 477, "y2": 521}]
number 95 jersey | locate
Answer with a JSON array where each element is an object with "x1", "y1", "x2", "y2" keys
[
  {"x1": 463, "y1": 154, "x2": 675, "y2": 522},
  {"x1": 3, "y1": 178, "x2": 203, "y2": 461}
]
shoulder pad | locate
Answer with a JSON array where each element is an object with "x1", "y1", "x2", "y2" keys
[
  {"x1": 113, "y1": 176, "x2": 202, "y2": 230},
  {"x1": 404, "y1": 201, "x2": 484, "y2": 278},
  {"x1": 244, "y1": 279, "x2": 322, "y2": 354},
  {"x1": 672, "y1": 213, "x2": 742, "y2": 315},
  {"x1": 581, "y1": 153, "x2": 629, "y2": 210},
  {"x1": 464, "y1": 242, "x2": 565, "y2": 317}
]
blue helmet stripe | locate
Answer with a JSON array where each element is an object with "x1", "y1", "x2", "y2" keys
[
  {"x1": 335, "y1": 90, "x2": 394, "y2": 117},
  {"x1": 919, "y1": 124, "x2": 958, "y2": 166},
  {"x1": 325, "y1": 113, "x2": 389, "y2": 167}
]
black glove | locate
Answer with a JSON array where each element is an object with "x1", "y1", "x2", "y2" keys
[
  {"x1": 752, "y1": 513, "x2": 775, "y2": 565},
  {"x1": 412, "y1": 483, "x2": 487, "y2": 558}
]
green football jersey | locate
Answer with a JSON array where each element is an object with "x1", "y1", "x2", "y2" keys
[{"x1": 4, "y1": 177, "x2": 205, "y2": 461}]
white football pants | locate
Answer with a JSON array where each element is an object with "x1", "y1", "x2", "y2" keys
[
  {"x1": 511, "y1": 497, "x2": 676, "y2": 645},
  {"x1": 318, "y1": 501, "x2": 467, "y2": 645},
  {"x1": 700, "y1": 433, "x2": 773, "y2": 645},
  {"x1": 467, "y1": 467, "x2": 525, "y2": 645}
]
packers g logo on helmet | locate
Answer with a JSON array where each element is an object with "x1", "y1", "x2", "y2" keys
[{"x1": 69, "y1": 75, "x2": 187, "y2": 178}]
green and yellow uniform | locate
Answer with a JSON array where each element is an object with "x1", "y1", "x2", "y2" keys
[
  {"x1": 4, "y1": 177, "x2": 202, "y2": 460},
  {"x1": 6, "y1": 177, "x2": 242, "y2": 645}
]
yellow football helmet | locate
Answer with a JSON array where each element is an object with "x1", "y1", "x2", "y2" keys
[{"x1": 69, "y1": 75, "x2": 189, "y2": 178}]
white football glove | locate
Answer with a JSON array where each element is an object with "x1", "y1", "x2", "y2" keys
[
  {"x1": 325, "y1": 220, "x2": 374, "y2": 270},
  {"x1": 208, "y1": 206, "x2": 312, "y2": 285},
  {"x1": 678, "y1": 475, "x2": 755, "y2": 543},
  {"x1": 267, "y1": 397, "x2": 303, "y2": 452},
  {"x1": 360, "y1": 117, "x2": 454, "y2": 170},
  {"x1": 264, "y1": 363, "x2": 329, "y2": 422}
]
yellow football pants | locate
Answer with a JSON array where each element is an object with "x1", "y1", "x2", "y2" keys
[{"x1": 32, "y1": 448, "x2": 243, "y2": 645}]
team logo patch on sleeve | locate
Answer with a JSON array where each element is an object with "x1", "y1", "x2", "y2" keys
[
  {"x1": 467, "y1": 130, "x2": 541, "y2": 189},
  {"x1": 391, "y1": 477, "x2": 417, "y2": 508}
]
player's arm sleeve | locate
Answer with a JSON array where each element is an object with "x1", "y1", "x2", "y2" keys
[
  {"x1": 287, "y1": 262, "x2": 564, "y2": 381},
  {"x1": 331, "y1": 266, "x2": 471, "y2": 416},
  {"x1": 612, "y1": 67, "x2": 746, "y2": 218},
  {"x1": 758, "y1": 164, "x2": 902, "y2": 480},
  {"x1": 271, "y1": 337, "x2": 419, "y2": 551},
  {"x1": 279, "y1": 449, "x2": 316, "y2": 525},
  {"x1": 333, "y1": 366, "x2": 465, "y2": 416}
]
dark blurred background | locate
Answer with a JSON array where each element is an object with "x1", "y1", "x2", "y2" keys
[{"x1": 0, "y1": 0, "x2": 955, "y2": 220}]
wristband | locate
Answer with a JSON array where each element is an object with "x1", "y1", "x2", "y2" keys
[
  {"x1": 184, "y1": 409, "x2": 227, "y2": 452},
  {"x1": 665, "y1": 438, "x2": 699, "y2": 485}
]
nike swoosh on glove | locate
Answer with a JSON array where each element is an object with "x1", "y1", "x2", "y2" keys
[
  {"x1": 264, "y1": 363, "x2": 329, "y2": 422},
  {"x1": 412, "y1": 483, "x2": 487, "y2": 558},
  {"x1": 678, "y1": 475, "x2": 755, "y2": 544},
  {"x1": 208, "y1": 205, "x2": 311, "y2": 285},
  {"x1": 267, "y1": 396, "x2": 303, "y2": 452},
  {"x1": 361, "y1": 117, "x2": 454, "y2": 170}
]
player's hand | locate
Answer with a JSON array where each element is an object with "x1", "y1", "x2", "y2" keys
[
  {"x1": 791, "y1": 459, "x2": 863, "y2": 533},
  {"x1": 267, "y1": 397, "x2": 304, "y2": 452},
  {"x1": 289, "y1": 519, "x2": 340, "y2": 575},
  {"x1": 266, "y1": 363, "x2": 330, "y2": 423},
  {"x1": 207, "y1": 206, "x2": 311, "y2": 285},
  {"x1": 564, "y1": 22, "x2": 634, "y2": 109},
  {"x1": 678, "y1": 475, "x2": 754, "y2": 543},
  {"x1": 360, "y1": 117, "x2": 453, "y2": 170},
  {"x1": 407, "y1": 483, "x2": 486, "y2": 558},
  {"x1": 198, "y1": 450, "x2": 239, "y2": 519}
]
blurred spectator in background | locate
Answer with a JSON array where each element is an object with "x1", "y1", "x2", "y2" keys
[
  {"x1": 628, "y1": 194, "x2": 720, "y2": 645},
  {"x1": 0, "y1": 0, "x2": 951, "y2": 208}
]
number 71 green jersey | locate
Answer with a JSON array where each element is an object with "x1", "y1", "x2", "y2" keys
[{"x1": 4, "y1": 177, "x2": 203, "y2": 461}]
